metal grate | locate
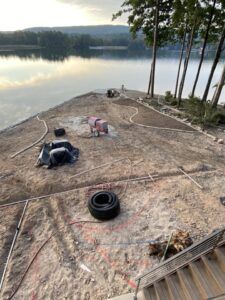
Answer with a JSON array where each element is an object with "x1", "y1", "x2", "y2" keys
[{"x1": 136, "y1": 227, "x2": 225, "y2": 290}]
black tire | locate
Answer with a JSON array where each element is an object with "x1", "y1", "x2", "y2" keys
[{"x1": 88, "y1": 191, "x2": 120, "y2": 220}]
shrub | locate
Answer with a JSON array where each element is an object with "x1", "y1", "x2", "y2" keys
[
  {"x1": 170, "y1": 99, "x2": 178, "y2": 106},
  {"x1": 165, "y1": 91, "x2": 173, "y2": 102},
  {"x1": 210, "y1": 111, "x2": 225, "y2": 125}
]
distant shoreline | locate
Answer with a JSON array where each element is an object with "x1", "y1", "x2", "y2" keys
[
  {"x1": 0, "y1": 45, "x2": 43, "y2": 51},
  {"x1": 89, "y1": 46, "x2": 128, "y2": 50}
]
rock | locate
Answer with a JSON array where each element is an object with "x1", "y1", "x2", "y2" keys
[{"x1": 218, "y1": 139, "x2": 224, "y2": 144}]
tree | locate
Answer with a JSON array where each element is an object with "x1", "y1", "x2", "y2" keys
[
  {"x1": 171, "y1": 0, "x2": 189, "y2": 98},
  {"x1": 174, "y1": 27, "x2": 187, "y2": 99},
  {"x1": 113, "y1": 0, "x2": 173, "y2": 97},
  {"x1": 177, "y1": 0, "x2": 201, "y2": 105},
  {"x1": 38, "y1": 31, "x2": 72, "y2": 51},
  {"x1": 191, "y1": 0, "x2": 217, "y2": 97},
  {"x1": 202, "y1": 1, "x2": 225, "y2": 102},
  {"x1": 211, "y1": 61, "x2": 225, "y2": 107}
]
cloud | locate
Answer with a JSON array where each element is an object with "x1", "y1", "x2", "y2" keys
[{"x1": 57, "y1": 0, "x2": 124, "y2": 19}]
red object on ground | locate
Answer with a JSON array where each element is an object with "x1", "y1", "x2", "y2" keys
[{"x1": 88, "y1": 116, "x2": 108, "y2": 135}]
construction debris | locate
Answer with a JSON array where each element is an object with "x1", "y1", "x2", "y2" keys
[{"x1": 149, "y1": 231, "x2": 193, "y2": 260}]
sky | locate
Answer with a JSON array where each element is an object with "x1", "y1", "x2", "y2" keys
[{"x1": 0, "y1": 0, "x2": 126, "y2": 31}]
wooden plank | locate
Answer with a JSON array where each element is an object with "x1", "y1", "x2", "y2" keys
[
  {"x1": 190, "y1": 259, "x2": 221, "y2": 298},
  {"x1": 177, "y1": 267, "x2": 203, "y2": 300},
  {"x1": 202, "y1": 255, "x2": 225, "y2": 292},
  {"x1": 165, "y1": 274, "x2": 185, "y2": 300},
  {"x1": 141, "y1": 287, "x2": 157, "y2": 300},
  {"x1": 215, "y1": 247, "x2": 225, "y2": 272},
  {"x1": 154, "y1": 280, "x2": 171, "y2": 300}
]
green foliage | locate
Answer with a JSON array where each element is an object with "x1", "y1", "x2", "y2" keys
[
  {"x1": 183, "y1": 96, "x2": 207, "y2": 124},
  {"x1": 165, "y1": 90, "x2": 173, "y2": 101},
  {"x1": 0, "y1": 30, "x2": 147, "y2": 51},
  {"x1": 38, "y1": 31, "x2": 71, "y2": 50},
  {"x1": 182, "y1": 96, "x2": 225, "y2": 126},
  {"x1": 0, "y1": 31, "x2": 38, "y2": 45},
  {"x1": 164, "y1": 91, "x2": 178, "y2": 105},
  {"x1": 210, "y1": 111, "x2": 225, "y2": 124},
  {"x1": 113, "y1": 0, "x2": 174, "y2": 47}
]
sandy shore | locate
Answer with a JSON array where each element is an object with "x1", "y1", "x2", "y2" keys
[{"x1": 0, "y1": 90, "x2": 225, "y2": 299}]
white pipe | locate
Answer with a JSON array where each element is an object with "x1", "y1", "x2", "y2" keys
[
  {"x1": 10, "y1": 116, "x2": 49, "y2": 159},
  {"x1": 70, "y1": 158, "x2": 129, "y2": 179},
  {"x1": 178, "y1": 168, "x2": 204, "y2": 190},
  {"x1": 0, "y1": 175, "x2": 158, "y2": 209},
  {"x1": 0, "y1": 201, "x2": 28, "y2": 292},
  {"x1": 128, "y1": 105, "x2": 196, "y2": 133}
]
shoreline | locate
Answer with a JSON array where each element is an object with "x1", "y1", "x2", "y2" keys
[
  {"x1": 0, "y1": 91, "x2": 94, "y2": 135},
  {"x1": 0, "y1": 45, "x2": 43, "y2": 51}
]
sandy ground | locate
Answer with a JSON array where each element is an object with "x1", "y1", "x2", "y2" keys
[{"x1": 0, "y1": 90, "x2": 225, "y2": 300}]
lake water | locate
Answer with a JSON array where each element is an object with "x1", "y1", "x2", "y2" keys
[{"x1": 0, "y1": 49, "x2": 224, "y2": 130}]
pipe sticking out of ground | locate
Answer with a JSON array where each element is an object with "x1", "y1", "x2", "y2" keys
[{"x1": 0, "y1": 201, "x2": 29, "y2": 292}]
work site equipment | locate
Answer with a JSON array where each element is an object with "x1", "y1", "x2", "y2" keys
[{"x1": 88, "y1": 116, "x2": 109, "y2": 137}]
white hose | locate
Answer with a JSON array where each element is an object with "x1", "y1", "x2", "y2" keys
[
  {"x1": 119, "y1": 92, "x2": 197, "y2": 133},
  {"x1": 128, "y1": 106, "x2": 195, "y2": 133},
  {"x1": 10, "y1": 116, "x2": 49, "y2": 159}
]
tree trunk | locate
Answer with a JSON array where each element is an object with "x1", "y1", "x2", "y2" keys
[
  {"x1": 174, "y1": 28, "x2": 187, "y2": 99},
  {"x1": 211, "y1": 61, "x2": 225, "y2": 108},
  {"x1": 202, "y1": 23, "x2": 225, "y2": 102},
  {"x1": 147, "y1": 64, "x2": 153, "y2": 96},
  {"x1": 177, "y1": 24, "x2": 196, "y2": 105},
  {"x1": 147, "y1": 0, "x2": 159, "y2": 97},
  {"x1": 191, "y1": 0, "x2": 217, "y2": 98}
]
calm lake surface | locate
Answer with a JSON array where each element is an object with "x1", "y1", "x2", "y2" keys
[{"x1": 0, "y1": 49, "x2": 224, "y2": 130}]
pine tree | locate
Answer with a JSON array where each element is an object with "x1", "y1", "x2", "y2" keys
[
  {"x1": 191, "y1": 0, "x2": 217, "y2": 97},
  {"x1": 113, "y1": 0, "x2": 173, "y2": 97},
  {"x1": 202, "y1": 0, "x2": 225, "y2": 103},
  {"x1": 176, "y1": 0, "x2": 202, "y2": 105}
]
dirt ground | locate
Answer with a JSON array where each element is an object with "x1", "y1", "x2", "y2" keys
[{"x1": 0, "y1": 91, "x2": 225, "y2": 300}]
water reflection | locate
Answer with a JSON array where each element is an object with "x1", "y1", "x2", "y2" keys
[
  {"x1": 0, "y1": 49, "x2": 224, "y2": 130},
  {"x1": 0, "y1": 48, "x2": 222, "y2": 62}
]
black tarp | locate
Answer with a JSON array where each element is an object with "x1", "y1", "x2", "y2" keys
[{"x1": 38, "y1": 140, "x2": 79, "y2": 168}]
